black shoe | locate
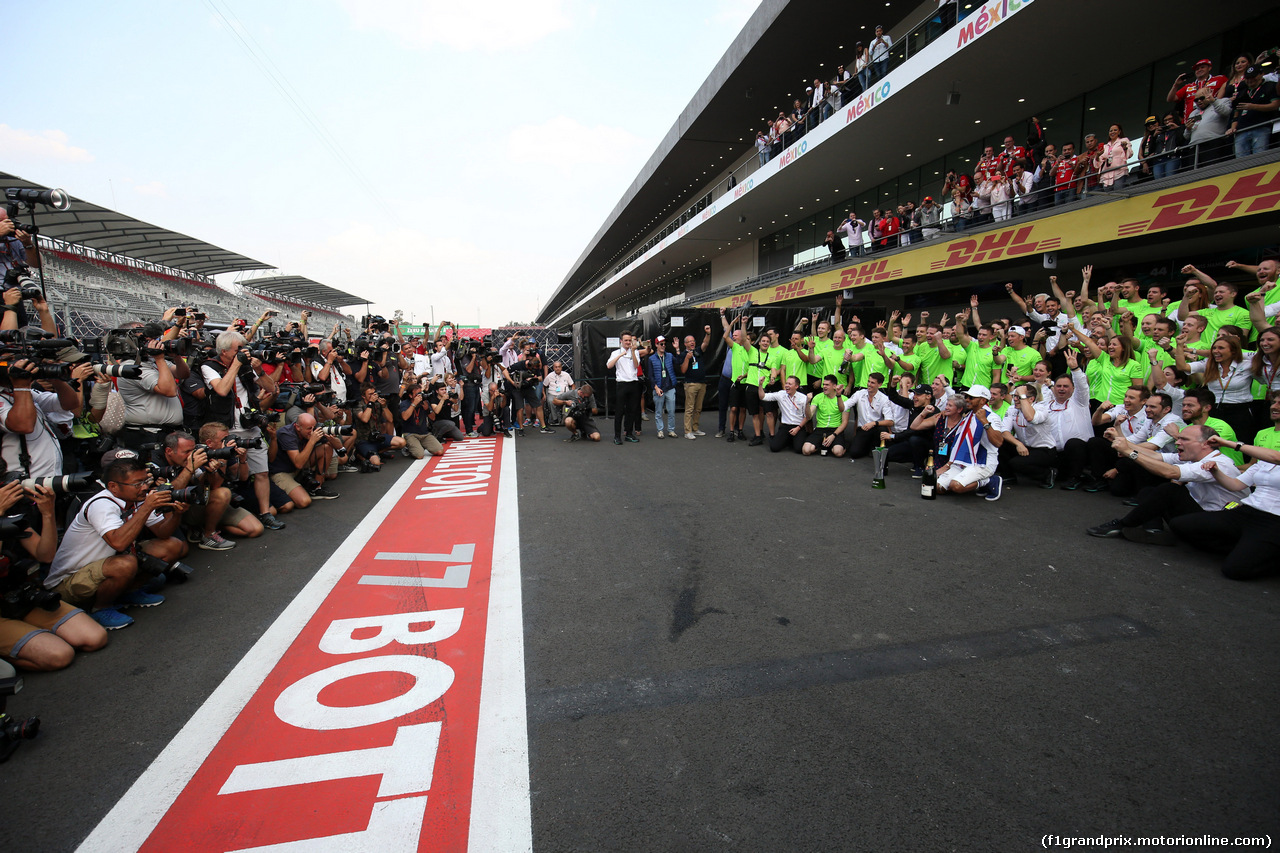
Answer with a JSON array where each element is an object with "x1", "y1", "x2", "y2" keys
[
  {"x1": 1087, "y1": 518, "x2": 1126, "y2": 538},
  {"x1": 360, "y1": 460, "x2": 380, "y2": 473},
  {"x1": 736, "y1": 430, "x2": 747, "y2": 441},
  {"x1": 1122, "y1": 498, "x2": 1140, "y2": 507},
  {"x1": 309, "y1": 486, "x2": 340, "y2": 500},
  {"x1": 1084, "y1": 477, "x2": 1110, "y2": 493},
  {"x1": 748, "y1": 437, "x2": 763, "y2": 446},
  {"x1": 1040, "y1": 469, "x2": 1056, "y2": 489},
  {"x1": 539, "y1": 428, "x2": 555, "y2": 434},
  {"x1": 726, "y1": 431, "x2": 736, "y2": 443},
  {"x1": 625, "y1": 434, "x2": 639, "y2": 443},
  {"x1": 568, "y1": 433, "x2": 580, "y2": 442},
  {"x1": 259, "y1": 512, "x2": 286, "y2": 531},
  {"x1": 1060, "y1": 477, "x2": 1082, "y2": 490},
  {"x1": 1121, "y1": 526, "x2": 1174, "y2": 546},
  {"x1": 613, "y1": 437, "x2": 623, "y2": 445}
]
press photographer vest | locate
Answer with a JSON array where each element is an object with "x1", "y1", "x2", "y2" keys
[{"x1": 200, "y1": 358, "x2": 259, "y2": 428}]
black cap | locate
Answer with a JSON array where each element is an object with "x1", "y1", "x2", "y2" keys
[{"x1": 1245, "y1": 64, "x2": 1262, "y2": 77}]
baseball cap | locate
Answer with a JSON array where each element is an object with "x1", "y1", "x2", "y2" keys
[
  {"x1": 964, "y1": 385, "x2": 992, "y2": 400},
  {"x1": 1193, "y1": 58, "x2": 1212, "y2": 67},
  {"x1": 101, "y1": 447, "x2": 139, "y2": 468},
  {"x1": 911, "y1": 385, "x2": 932, "y2": 396},
  {"x1": 1145, "y1": 115, "x2": 1158, "y2": 125},
  {"x1": 924, "y1": 196, "x2": 933, "y2": 202},
  {"x1": 1245, "y1": 64, "x2": 1262, "y2": 77},
  {"x1": 655, "y1": 335, "x2": 666, "y2": 343},
  {"x1": 1007, "y1": 325, "x2": 1027, "y2": 337}
]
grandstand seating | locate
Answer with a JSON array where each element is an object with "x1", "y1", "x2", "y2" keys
[{"x1": 39, "y1": 248, "x2": 352, "y2": 339}]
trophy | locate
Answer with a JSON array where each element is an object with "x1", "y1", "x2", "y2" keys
[{"x1": 871, "y1": 434, "x2": 888, "y2": 489}]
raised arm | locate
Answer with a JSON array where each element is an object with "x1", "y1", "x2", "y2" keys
[{"x1": 1004, "y1": 282, "x2": 1030, "y2": 315}]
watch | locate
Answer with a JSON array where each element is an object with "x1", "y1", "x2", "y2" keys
[{"x1": 1128, "y1": 450, "x2": 1139, "y2": 460}]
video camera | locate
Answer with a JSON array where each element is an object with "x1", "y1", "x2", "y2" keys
[
  {"x1": 0, "y1": 554, "x2": 60, "y2": 622},
  {"x1": 2, "y1": 267, "x2": 42, "y2": 302},
  {"x1": 361, "y1": 314, "x2": 391, "y2": 334},
  {"x1": 0, "y1": 328, "x2": 78, "y2": 384}
]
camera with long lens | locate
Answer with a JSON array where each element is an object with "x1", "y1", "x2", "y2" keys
[
  {"x1": 334, "y1": 399, "x2": 361, "y2": 410},
  {"x1": 196, "y1": 444, "x2": 237, "y2": 461},
  {"x1": 0, "y1": 555, "x2": 61, "y2": 621},
  {"x1": 1, "y1": 658, "x2": 40, "y2": 763},
  {"x1": 2, "y1": 267, "x2": 42, "y2": 301},
  {"x1": 318, "y1": 425, "x2": 353, "y2": 436},
  {"x1": 89, "y1": 362, "x2": 143, "y2": 380},
  {"x1": 135, "y1": 551, "x2": 195, "y2": 585},
  {"x1": 153, "y1": 483, "x2": 209, "y2": 506},
  {"x1": 0, "y1": 358, "x2": 72, "y2": 383},
  {"x1": 0, "y1": 471, "x2": 98, "y2": 496},
  {"x1": 238, "y1": 409, "x2": 273, "y2": 430},
  {"x1": 232, "y1": 436, "x2": 264, "y2": 450},
  {"x1": 565, "y1": 402, "x2": 590, "y2": 423}
]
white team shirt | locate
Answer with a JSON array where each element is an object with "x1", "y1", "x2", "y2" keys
[
  {"x1": 46, "y1": 489, "x2": 166, "y2": 587},
  {"x1": 1240, "y1": 461, "x2": 1280, "y2": 515},
  {"x1": 763, "y1": 389, "x2": 808, "y2": 425},
  {"x1": 1161, "y1": 450, "x2": 1248, "y2": 510}
]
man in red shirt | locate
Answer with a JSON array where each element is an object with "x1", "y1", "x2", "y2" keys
[
  {"x1": 996, "y1": 136, "x2": 1029, "y2": 175},
  {"x1": 1167, "y1": 59, "x2": 1228, "y2": 122},
  {"x1": 1077, "y1": 133, "x2": 1102, "y2": 194},
  {"x1": 1053, "y1": 141, "x2": 1079, "y2": 206},
  {"x1": 942, "y1": 169, "x2": 973, "y2": 201},
  {"x1": 975, "y1": 145, "x2": 999, "y2": 179},
  {"x1": 877, "y1": 210, "x2": 900, "y2": 251}
]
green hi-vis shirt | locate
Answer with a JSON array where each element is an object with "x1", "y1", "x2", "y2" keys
[
  {"x1": 807, "y1": 338, "x2": 834, "y2": 383},
  {"x1": 1111, "y1": 298, "x2": 1150, "y2": 332},
  {"x1": 1195, "y1": 304, "x2": 1251, "y2": 340},
  {"x1": 960, "y1": 340, "x2": 996, "y2": 387},
  {"x1": 812, "y1": 392, "x2": 847, "y2": 429},
  {"x1": 896, "y1": 351, "x2": 921, "y2": 378},
  {"x1": 779, "y1": 346, "x2": 809, "y2": 386},
  {"x1": 1085, "y1": 357, "x2": 1145, "y2": 404},
  {"x1": 1001, "y1": 345, "x2": 1040, "y2": 384},
  {"x1": 1254, "y1": 426, "x2": 1280, "y2": 453},
  {"x1": 1204, "y1": 416, "x2": 1243, "y2": 466},
  {"x1": 989, "y1": 399, "x2": 1010, "y2": 420},
  {"x1": 915, "y1": 342, "x2": 953, "y2": 383},
  {"x1": 730, "y1": 342, "x2": 757, "y2": 383},
  {"x1": 747, "y1": 346, "x2": 785, "y2": 387},
  {"x1": 843, "y1": 340, "x2": 877, "y2": 387},
  {"x1": 824, "y1": 343, "x2": 851, "y2": 383}
]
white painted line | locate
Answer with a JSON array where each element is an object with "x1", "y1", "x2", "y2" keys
[
  {"x1": 76, "y1": 460, "x2": 429, "y2": 853},
  {"x1": 467, "y1": 436, "x2": 533, "y2": 852}
]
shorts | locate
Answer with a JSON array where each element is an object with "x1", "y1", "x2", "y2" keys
[
  {"x1": 743, "y1": 389, "x2": 761, "y2": 415},
  {"x1": 506, "y1": 386, "x2": 525, "y2": 410},
  {"x1": 806, "y1": 427, "x2": 847, "y2": 451},
  {"x1": 185, "y1": 503, "x2": 253, "y2": 530},
  {"x1": 269, "y1": 472, "x2": 304, "y2": 494},
  {"x1": 230, "y1": 427, "x2": 268, "y2": 475},
  {"x1": 523, "y1": 385, "x2": 541, "y2": 405},
  {"x1": 572, "y1": 417, "x2": 599, "y2": 437},
  {"x1": 233, "y1": 477, "x2": 292, "y2": 512},
  {"x1": 0, "y1": 601, "x2": 83, "y2": 659},
  {"x1": 729, "y1": 382, "x2": 748, "y2": 409},
  {"x1": 49, "y1": 557, "x2": 112, "y2": 610},
  {"x1": 936, "y1": 460, "x2": 998, "y2": 490},
  {"x1": 356, "y1": 433, "x2": 394, "y2": 458}
]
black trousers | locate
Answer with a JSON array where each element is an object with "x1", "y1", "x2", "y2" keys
[
  {"x1": 1215, "y1": 402, "x2": 1256, "y2": 446},
  {"x1": 770, "y1": 424, "x2": 807, "y2": 453},
  {"x1": 1000, "y1": 444, "x2": 1057, "y2": 482},
  {"x1": 615, "y1": 380, "x2": 642, "y2": 439},
  {"x1": 1169, "y1": 504, "x2": 1280, "y2": 580},
  {"x1": 885, "y1": 433, "x2": 929, "y2": 469},
  {"x1": 1121, "y1": 482, "x2": 1201, "y2": 529},
  {"x1": 846, "y1": 426, "x2": 882, "y2": 459},
  {"x1": 1086, "y1": 435, "x2": 1119, "y2": 480},
  {"x1": 1059, "y1": 438, "x2": 1090, "y2": 480},
  {"x1": 1109, "y1": 456, "x2": 1161, "y2": 498}
]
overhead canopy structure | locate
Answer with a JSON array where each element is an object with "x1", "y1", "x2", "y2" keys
[
  {"x1": 236, "y1": 274, "x2": 366, "y2": 308},
  {"x1": 0, "y1": 171, "x2": 271, "y2": 278}
]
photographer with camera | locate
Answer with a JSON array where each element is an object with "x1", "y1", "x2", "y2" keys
[
  {"x1": 113, "y1": 318, "x2": 190, "y2": 449},
  {"x1": 311, "y1": 338, "x2": 353, "y2": 407},
  {"x1": 268, "y1": 413, "x2": 343, "y2": 506},
  {"x1": 556, "y1": 383, "x2": 601, "y2": 442},
  {"x1": 514, "y1": 341, "x2": 547, "y2": 431},
  {"x1": 200, "y1": 330, "x2": 284, "y2": 531},
  {"x1": 151, "y1": 429, "x2": 264, "y2": 550},
  {"x1": 458, "y1": 342, "x2": 487, "y2": 437},
  {"x1": 478, "y1": 352, "x2": 509, "y2": 437},
  {"x1": 353, "y1": 383, "x2": 405, "y2": 471},
  {"x1": 0, "y1": 356, "x2": 92, "y2": 478},
  {"x1": 0, "y1": 479, "x2": 108, "y2": 670},
  {"x1": 45, "y1": 451, "x2": 190, "y2": 630},
  {"x1": 399, "y1": 378, "x2": 444, "y2": 458},
  {"x1": 429, "y1": 379, "x2": 467, "y2": 443}
]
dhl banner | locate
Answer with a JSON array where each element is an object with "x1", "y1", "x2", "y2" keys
[{"x1": 697, "y1": 162, "x2": 1280, "y2": 310}]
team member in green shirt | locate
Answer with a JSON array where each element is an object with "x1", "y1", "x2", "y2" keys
[
  {"x1": 800, "y1": 375, "x2": 850, "y2": 457},
  {"x1": 953, "y1": 305, "x2": 999, "y2": 388},
  {"x1": 913, "y1": 323, "x2": 953, "y2": 384},
  {"x1": 780, "y1": 330, "x2": 816, "y2": 389},
  {"x1": 996, "y1": 323, "x2": 1041, "y2": 384},
  {"x1": 1076, "y1": 329, "x2": 1145, "y2": 405},
  {"x1": 842, "y1": 323, "x2": 880, "y2": 390},
  {"x1": 1178, "y1": 276, "x2": 1252, "y2": 342},
  {"x1": 720, "y1": 309, "x2": 755, "y2": 442},
  {"x1": 746, "y1": 333, "x2": 786, "y2": 446}
]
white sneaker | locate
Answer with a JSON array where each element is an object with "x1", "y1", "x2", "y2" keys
[
  {"x1": 656, "y1": 432, "x2": 665, "y2": 439},
  {"x1": 694, "y1": 430, "x2": 706, "y2": 436},
  {"x1": 685, "y1": 432, "x2": 696, "y2": 440},
  {"x1": 666, "y1": 430, "x2": 677, "y2": 438}
]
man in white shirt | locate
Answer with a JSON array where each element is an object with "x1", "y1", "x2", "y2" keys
[
  {"x1": 1087, "y1": 424, "x2": 1247, "y2": 544},
  {"x1": 1100, "y1": 392, "x2": 1184, "y2": 497},
  {"x1": 998, "y1": 383, "x2": 1058, "y2": 488},
  {"x1": 1084, "y1": 386, "x2": 1150, "y2": 491},
  {"x1": 936, "y1": 385, "x2": 1006, "y2": 500},
  {"x1": 869, "y1": 25, "x2": 892, "y2": 82},
  {"x1": 758, "y1": 376, "x2": 809, "y2": 453},
  {"x1": 607, "y1": 332, "x2": 643, "y2": 445},
  {"x1": 544, "y1": 361, "x2": 574, "y2": 425},
  {"x1": 843, "y1": 373, "x2": 897, "y2": 459},
  {"x1": 0, "y1": 358, "x2": 90, "y2": 478}
]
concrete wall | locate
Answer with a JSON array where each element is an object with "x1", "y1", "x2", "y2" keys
[{"x1": 710, "y1": 242, "x2": 757, "y2": 291}]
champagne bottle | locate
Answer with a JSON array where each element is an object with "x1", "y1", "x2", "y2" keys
[{"x1": 921, "y1": 453, "x2": 937, "y2": 500}]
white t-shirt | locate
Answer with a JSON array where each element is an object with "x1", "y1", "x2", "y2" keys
[
  {"x1": 46, "y1": 489, "x2": 165, "y2": 587},
  {"x1": 1161, "y1": 450, "x2": 1248, "y2": 510},
  {"x1": 545, "y1": 371, "x2": 574, "y2": 396},
  {"x1": 202, "y1": 363, "x2": 252, "y2": 413},
  {"x1": 0, "y1": 390, "x2": 67, "y2": 477},
  {"x1": 1240, "y1": 461, "x2": 1280, "y2": 515},
  {"x1": 430, "y1": 350, "x2": 453, "y2": 379},
  {"x1": 311, "y1": 359, "x2": 348, "y2": 404}
]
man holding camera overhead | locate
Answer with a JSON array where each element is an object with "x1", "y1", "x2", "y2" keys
[
  {"x1": 114, "y1": 316, "x2": 190, "y2": 450},
  {"x1": 151, "y1": 428, "x2": 264, "y2": 551},
  {"x1": 200, "y1": 329, "x2": 283, "y2": 531}
]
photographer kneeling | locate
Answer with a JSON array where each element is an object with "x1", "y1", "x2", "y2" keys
[
  {"x1": 399, "y1": 379, "x2": 443, "y2": 459},
  {"x1": 269, "y1": 414, "x2": 344, "y2": 506},
  {"x1": 353, "y1": 384, "x2": 406, "y2": 471},
  {"x1": 44, "y1": 451, "x2": 190, "y2": 630},
  {"x1": 556, "y1": 383, "x2": 601, "y2": 442},
  {"x1": 0, "y1": 479, "x2": 107, "y2": 670},
  {"x1": 152, "y1": 429, "x2": 263, "y2": 551}
]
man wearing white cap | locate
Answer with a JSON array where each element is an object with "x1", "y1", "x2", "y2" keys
[
  {"x1": 935, "y1": 385, "x2": 1005, "y2": 501},
  {"x1": 647, "y1": 336, "x2": 678, "y2": 438}
]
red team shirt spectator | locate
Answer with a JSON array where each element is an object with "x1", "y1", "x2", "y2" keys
[{"x1": 1169, "y1": 59, "x2": 1228, "y2": 121}]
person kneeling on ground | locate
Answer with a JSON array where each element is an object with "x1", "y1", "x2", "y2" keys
[
  {"x1": 353, "y1": 383, "x2": 406, "y2": 472},
  {"x1": 43, "y1": 451, "x2": 191, "y2": 631},
  {"x1": 399, "y1": 379, "x2": 443, "y2": 458},
  {"x1": 557, "y1": 383, "x2": 601, "y2": 442},
  {"x1": 268, "y1": 414, "x2": 345, "y2": 508},
  {"x1": 934, "y1": 386, "x2": 1006, "y2": 501},
  {"x1": 760, "y1": 375, "x2": 809, "y2": 453},
  {"x1": 152, "y1": 428, "x2": 263, "y2": 552},
  {"x1": 801, "y1": 375, "x2": 849, "y2": 457},
  {"x1": 0, "y1": 479, "x2": 108, "y2": 670}
]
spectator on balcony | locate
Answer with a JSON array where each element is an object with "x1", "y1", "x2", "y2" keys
[
  {"x1": 834, "y1": 64, "x2": 852, "y2": 107},
  {"x1": 756, "y1": 131, "x2": 769, "y2": 167},
  {"x1": 1186, "y1": 88, "x2": 1233, "y2": 166},
  {"x1": 854, "y1": 42, "x2": 871, "y2": 94},
  {"x1": 1138, "y1": 116, "x2": 1177, "y2": 181},
  {"x1": 824, "y1": 230, "x2": 846, "y2": 263},
  {"x1": 810, "y1": 79, "x2": 827, "y2": 127},
  {"x1": 1094, "y1": 124, "x2": 1133, "y2": 191},
  {"x1": 949, "y1": 188, "x2": 974, "y2": 231},
  {"x1": 1030, "y1": 144, "x2": 1059, "y2": 206},
  {"x1": 898, "y1": 204, "x2": 915, "y2": 247},
  {"x1": 1079, "y1": 133, "x2": 1103, "y2": 194},
  {"x1": 941, "y1": 168, "x2": 973, "y2": 203},
  {"x1": 869, "y1": 26, "x2": 892, "y2": 83},
  {"x1": 1229, "y1": 64, "x2": 1279, "y2": 159},
  {"x1": 838, "y1": 211, "x2": 865, "y2": 258},
  {"x1": 1168, "y1": 59, "x2": 1229, "y2": 123},
  {"x1": 1052, "y1": 142, "x2": 1079, "y2": 206},
  {"x1": 980, "y1": 172, "x2": 1013, "y2": 222},
  {"x1": 996, "y1": 136, "x2": 1030, "y2": 175},
  {"x1": 876, "y1": 208, "x2": 900, "y2": 252},
  {"x1": 789, "y1": 101, "x2": 806, "y2": 143},
  {"x1": 975, "y1": 144, "x2": 999, "y2": 178},
  {"x1": 1221, "y1": 53, "x2": 1255, "y2": 98},
  {"x1": 1009, "y1": 164, "x2": 1035, "y2": 215},
  {"x1": 917, "y1": 197, "x2": 942, "y2": 240}
]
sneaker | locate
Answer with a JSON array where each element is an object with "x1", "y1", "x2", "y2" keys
[
  {"x1": 504, "y1": 429, "x2": 514, "y2": 438},
  {"x1": 694, "y1": 430, "x2": 706, "y2": 436},
  {"x1": 983, "y1": 474, "x2": 1003, "y2": 501},
  {"x1": 337, "y1": 463, "x2": 361, "y2": 473},
  {"x1": 641, "y1": 413, "x2": 650, "y2": 421},
  {"x1": 736, "y1": 429, "x2": 747, "y2": 441},
  {"x1": 539, "y1": 428, "x2": 555, "y2": 435},
  {"x1": 685, "y1": 432, "x2": 696, "y2": 440},
  {"x1": 910, "y1": 466, "x2": 925, "y2": 478},
  {"x1": 1121, "y1": 526, "x2": 1175, "y2": 546},
  {"x1": 466, "y1": 431, "x2": 479, "y2": 438},
  {"x1": 714, "y1": 430, "x2": 726, "y2": 438},
  {"x1": 259, "y1": 512, "x2": 286, "y2": 530},
  {"x1": 1087, "y1": 518, "x2": 1127, "y2": 538},
  {"x1": 1083, "y1": 478, "x2": 1110, "y2": 493},
  {"x1": 117, "y1": 589, "x2": 165, "y2": 608},
  {"x1": 625, "y1": 434, "x2": 640, "y2": 443},
  {"x1": 522, "y1": 418, "x2": 532, "y2": 426},
  {"x1": 185, "y1": 526, "x2": 202, "y2": 544},
  {"x1": 198, "y1": 532, "x2": 236, "y2": 551},
  {"x1": 1060, "y1": 477, "x2": 1083, "y2": 490},
  {"x1": 309, "y1": 486, "x2": 340, "y2": 500},
  {"x1": 613, "y1": 437, "x2": 623, "y2": 445},
  {"x1": 568, "y1": 433, "x2": 581, "y2": 443},
  {"x1": 91, "y1": 607, "x2": 133, "y2": 630},
  {"x1": 656, "y1": 431, "x2": 665, "y2": 439},
  {"x1": 667, "y1": 430, "x2": 677, "y2": 438},
  {"x1": 359, "y1": 461, "x2": 381, "y2": 473},
  {"x1": 516, "y1": 427, "x2": 526, "y2": 437},
  {"x1": 726, "y1": 432, "x2": 736, "y2": 443},
  {"x1": 748, "y1": 437, "x2": 763, "y2": 447},
  {"x1": 1040, "y1": 469, "x2": 1056, "y2": 489}
]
